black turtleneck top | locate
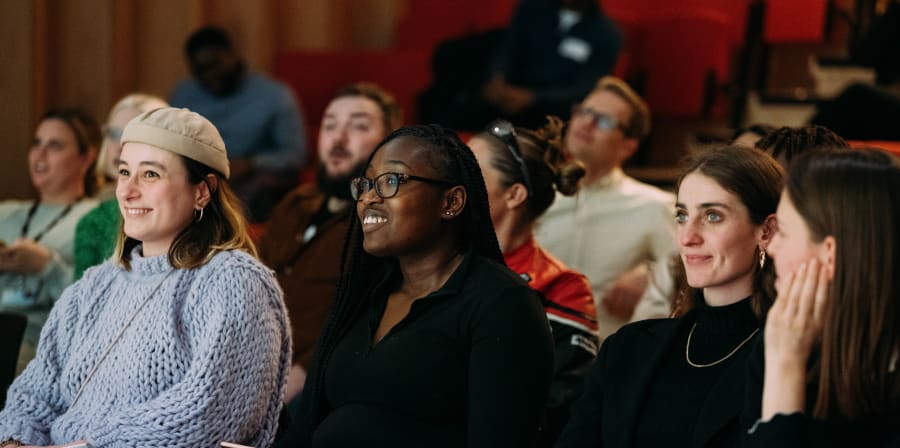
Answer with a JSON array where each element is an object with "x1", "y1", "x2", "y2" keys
[{"x1": 633, "y1": 295, "x2": 759, "y2": 447}]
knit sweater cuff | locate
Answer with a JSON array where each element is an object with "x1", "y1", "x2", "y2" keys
[{"x1": 0, "y1": 424, "x2": 50, "y2": 447}]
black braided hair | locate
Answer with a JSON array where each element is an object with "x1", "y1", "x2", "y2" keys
[
  {"x1": 298, "y1": 124, "x2": 504, "y2": 435},
  {"x1": 754, "y1": 125, "x2": 849, "y2": 165}
]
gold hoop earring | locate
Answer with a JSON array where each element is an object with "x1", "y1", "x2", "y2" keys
[{"x1": 758, "y1": 248, "x2": 766, "y2": 268}]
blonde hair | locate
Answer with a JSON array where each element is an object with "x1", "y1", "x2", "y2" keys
[{"x1": 97, "y1": 94, "x2": 169, "y2": 179}]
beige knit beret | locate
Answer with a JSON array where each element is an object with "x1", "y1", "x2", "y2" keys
[{"x1": 121, "y1": 107, "x2": 230, "y2": 178}]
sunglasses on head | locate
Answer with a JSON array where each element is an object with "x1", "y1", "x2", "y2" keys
[{"x1": 487, "y1": 120, "x2": 534, "y2": 193}]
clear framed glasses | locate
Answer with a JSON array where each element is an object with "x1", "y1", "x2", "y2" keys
[
  {"x1": 571, "y1": 105, "x2": 629, "y2": 134},
  {"x1": 350, "y1": 172, "x2": 456, "y2": 201},
  {"x1": 487, "y1": 120, "x2": 534, "y2": 193}
]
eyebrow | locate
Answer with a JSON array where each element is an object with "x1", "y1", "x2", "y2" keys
[
  {"x1": 675, "y1": 202, "x2": 732, "y2": 210},
  {"x1": 323, "y1": 112, "x2": 374, "y2": 121},
  {"x1": 118, "y1": 160, "x2": 168, "y2": 172},
  {"x1": 383, "y1": 159, "x2": 411, "y2": 168}
]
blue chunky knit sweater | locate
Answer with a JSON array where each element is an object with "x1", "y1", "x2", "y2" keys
[{"x1": 0, "y1": 247, "x2": 291, "y2": 448}]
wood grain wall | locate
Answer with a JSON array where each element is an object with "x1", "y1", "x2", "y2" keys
[{"x1": 0, "y1": 0, "x2": 403, "y2": 200}]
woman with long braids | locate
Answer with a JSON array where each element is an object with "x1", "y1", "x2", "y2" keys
[{"x1": 279, "y1": 124, "x2": 554, "y2": 447}]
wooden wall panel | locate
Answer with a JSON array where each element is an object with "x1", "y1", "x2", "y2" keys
[
  {"x1": 133, "y1": 0, "x2": 204, "y2": 101},
  {"x1": 0, "y1": 0, "x2": 407, "y2": 200},
  {"x1": 48, "y1": 0, "x2": 114, "y2": 121},
  {"x1": 0, "y1": 0, "x2": 37, "y2": 200}
]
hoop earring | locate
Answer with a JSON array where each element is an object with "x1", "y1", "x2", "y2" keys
[
  {"x1": 195, "y1": 207, "x2": 204, "y2": 223},
  {"x1": 758, "y1": 247, "x2": 766, "y2": 269}
]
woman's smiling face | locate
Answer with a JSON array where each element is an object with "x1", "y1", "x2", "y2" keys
[
  {"x1": 676, "y1": 172, "x2": 764, "y2": 301},
  {"x1": 356, "y1": 136, "x2": 454, "y2": 258}
]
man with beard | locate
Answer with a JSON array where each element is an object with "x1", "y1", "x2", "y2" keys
[
  {"x1": 258, "y1": 83, "x2": 402, "y2": 404},
  {"x1": 170, "y1": 26, "x2": 306, "y2": 221}
]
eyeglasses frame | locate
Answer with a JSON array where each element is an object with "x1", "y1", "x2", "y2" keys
[
  {"x1": 571, "y1": 105, "x2": 630, "y2": 135},
  {"x1": 350, "y1": 172, "x2": 456, "y2": 201}
]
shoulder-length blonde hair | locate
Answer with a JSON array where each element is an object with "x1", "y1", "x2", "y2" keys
[{"x1": 115, "y1": 155, "x2": 255, "y2": 270}]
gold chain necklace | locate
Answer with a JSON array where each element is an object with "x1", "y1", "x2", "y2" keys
[{"x1": 685, "y1": 323, "x2": 759, "y2": 368}]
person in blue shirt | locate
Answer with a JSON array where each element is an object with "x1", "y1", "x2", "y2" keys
[{"x1": 170, "y1": 26, "x2": 307, "y2": 221}]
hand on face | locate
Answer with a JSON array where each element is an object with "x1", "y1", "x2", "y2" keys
[
  {"x1": 0, "y1": 239, "x2": 53, "y2": 274},
  {"x1": 764, "y1": 258, "x2": 830, "y2": 371}
]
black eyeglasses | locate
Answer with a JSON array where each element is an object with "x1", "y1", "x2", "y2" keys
[
  {"x1": 571, "y1": 105, "x2": 629, "y2": 134},
  {"x1": 488, "y1": 120, "x2": 534, "y2": 193},
  {"x1": 350, "y1": 172, "x2": 456, "y2": 201}
]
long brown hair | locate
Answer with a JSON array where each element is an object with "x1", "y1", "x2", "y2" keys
[
  {"x1": 116, "y1": 155, "x2": 255, "y2": 270},
  {"x1": 787, "y1": 148, "x2": 900, "y2": 419},
  {"x1": 671, "y1": 145, "x2": 784, "y2": 318}
]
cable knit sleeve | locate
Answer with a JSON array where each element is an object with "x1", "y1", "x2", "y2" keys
[
  {"x1": 0, "y1": 275, "x2": 83, "y2": 444},
  {"x1": 85, "y1": 255, "x2": 291, "y2": 448}
]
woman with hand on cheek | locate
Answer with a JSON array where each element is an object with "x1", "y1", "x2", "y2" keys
[{"x1": 746, "y1": 149, "x2": 900, "y2": 446}]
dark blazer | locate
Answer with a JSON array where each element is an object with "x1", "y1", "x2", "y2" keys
[{"x1": 556, "y1": 311, "x2": 757, "y2": 448}]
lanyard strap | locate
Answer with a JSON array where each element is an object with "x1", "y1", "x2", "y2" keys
[{"x1": 20, "y1": 198, "x2": 81, "y2": 243}]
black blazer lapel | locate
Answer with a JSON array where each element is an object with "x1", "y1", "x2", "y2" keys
[{"x1": 614, "y1": 314, "x2": 694, "y2": 448}]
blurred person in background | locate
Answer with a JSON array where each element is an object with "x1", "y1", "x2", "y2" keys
[{"x1": 0, "y1": 108, "x2": 100, "y2": 371}]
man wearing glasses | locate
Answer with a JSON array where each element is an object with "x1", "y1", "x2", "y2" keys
[
  {"x1": 258, "y1": 83, "x2": 402, "y2": 406},
  {"x1": 535, "y1": 76, "x2": 676, "y2": 340}
]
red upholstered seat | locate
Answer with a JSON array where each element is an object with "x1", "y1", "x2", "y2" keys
[
  {"x1": 637, "y1": 9, "x2": 732, "y2": 117},
  {"x1": 763, "y1": 0, "x2": 827, "y2": 43}
]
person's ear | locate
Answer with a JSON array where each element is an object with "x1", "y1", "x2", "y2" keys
[
  {"x1": 442, "y1": 186, "x2": 467, "y2": 219},
  {"x1": 81, "y1": 145, "x2": 99, "y2": 172},
  {"x1": 195, "y1": 174, "x2": 216, "y2": 209},
  {"x1": 757, "y1": 214, "x2": 777, "y2": 247},
  {"x1": 821, "y1": 235, "x2": 836, "y2": 280},
  {"x1": 504, "y1": 183, "x2": 528, "y2": 210},
  {"x1": 619, "y1": 137, "x2": 639, "y2": 163}
]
